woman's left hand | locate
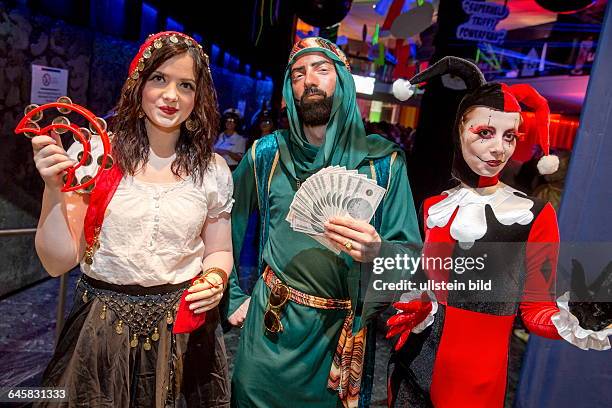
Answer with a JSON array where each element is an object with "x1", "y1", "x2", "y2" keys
[
  {"x1": 324, "y1": 216, "x2": 381, "y2": 262},
  {"x1": 185, "y1": 273, "x2": 225, "y2": 314}
]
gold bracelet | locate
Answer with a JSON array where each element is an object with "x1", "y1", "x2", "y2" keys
[{"x1": 202, "y1": 267, "x2": 228, "y2": 286}]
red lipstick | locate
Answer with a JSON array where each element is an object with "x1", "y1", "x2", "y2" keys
[
  {"x1": 485, "y1": 160, "x2": 502, "y2": 167},
  {"x1": 159, "y1": 106, "x2": 178, "y2": 115}
]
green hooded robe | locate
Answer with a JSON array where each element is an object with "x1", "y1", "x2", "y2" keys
[{"x1": 225, "y1": 38, "x2": 421, "y2": 407}]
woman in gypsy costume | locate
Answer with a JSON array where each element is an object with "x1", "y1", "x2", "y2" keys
[
  {"x1": 386, "y1": 57, "x2": 612, "y2": 408},
  {"x1": 31, "y1": 32, "x2": 232, "y2": 407},
  {"x1": 225, "y1": 37, "x2": 422, "y2": 407}
]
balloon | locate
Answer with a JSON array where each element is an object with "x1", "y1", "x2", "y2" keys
[
  {"x1": 294, "y1": 0, "x2": 353, "y2": 28},
  {"x1": 534, "y1": 0, "x2": 595, "y2": 13},
  {"x1": 390, "y1": 2, "x2": 434, "y2": 39}
]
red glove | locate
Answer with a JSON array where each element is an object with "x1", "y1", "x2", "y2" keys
[{"x1": 386, "y1": 292, "x2": 433, "y2": 351}]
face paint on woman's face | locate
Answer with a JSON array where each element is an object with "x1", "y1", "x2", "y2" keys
[{"x1": 460, "y1": 107, "x2": 521, "y2": 178}]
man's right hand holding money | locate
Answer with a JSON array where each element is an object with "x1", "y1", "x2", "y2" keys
[{"x1": 324, "y1": 216, "x2": 382, "y2": 262}]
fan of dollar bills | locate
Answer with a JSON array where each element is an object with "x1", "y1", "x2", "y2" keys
[{"x1": 286, "y1": 166, "x2": 386, "y2": 254}]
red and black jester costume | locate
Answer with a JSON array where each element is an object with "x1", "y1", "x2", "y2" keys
[
  {"x1": 387, "y1": 187, "x2": 561, "y2": 408},
  {"x1": 386, "y1": 57, "x2": 610, "y2": 408}
]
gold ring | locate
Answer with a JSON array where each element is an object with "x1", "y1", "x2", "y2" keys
[{"x1": 344, "y1": 241, "x2": 353, "y2": 251}]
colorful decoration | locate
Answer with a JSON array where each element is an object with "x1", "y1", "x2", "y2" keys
[
  {"x1": 252, "y1": 0, "x2": 283, "y2": 45},
  {"x1": 392, "y1": 39, "x2": 415, "y2": 81},
  {"x1": 390, "y1": 1, "x2": 434, "y2": 39},
  {"x1": 382, "y1": 0, "x2": 406, "y2": 32},
  {"x1": 367, "y1": 24, "x2": 385, "y2": 67},
  {"x1": 475, "y1": 43, "x2": 502, "y2": 72},
  {"x1": 372, "y1": 23, "x2": 380, "y2": 45}
]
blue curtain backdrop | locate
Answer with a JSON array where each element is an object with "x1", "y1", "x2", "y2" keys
[{"x1": 515, "y1": 3, "x2": 612, "y2": 407}]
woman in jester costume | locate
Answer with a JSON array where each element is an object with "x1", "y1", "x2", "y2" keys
[{"x1": 386, "y1": 56, "x2": 612, "y2": 408}]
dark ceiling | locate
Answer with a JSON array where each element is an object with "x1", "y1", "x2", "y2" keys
[{"x1": 144, "y1": 0, "x2": 297, "y2": 84}]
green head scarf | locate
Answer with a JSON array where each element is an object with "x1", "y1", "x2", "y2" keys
[{"x1": 275, "y1": 37, "x2": 400, "y2": 182}]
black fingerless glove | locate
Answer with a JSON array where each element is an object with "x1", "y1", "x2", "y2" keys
[{"x1": 568, "y1": 259, "x2": 612, "y2": 331}]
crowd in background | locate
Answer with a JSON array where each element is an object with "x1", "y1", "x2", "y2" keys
[
  {"x1": 213, "y1": 107, "x2": 569, "y2": 209},
  {"x1": 212, "y1": 104, "x2": 419, "y2": 170},
  {"x1": 365, "y1": 121, "x2": 417, "y2": 154},
  {"x1": 213, "y1": 104, "x2": 288, "y2": 170}
]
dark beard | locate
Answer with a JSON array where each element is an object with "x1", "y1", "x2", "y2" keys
[{"x1": 296, "y1": 87, "x2": 333, "y2": 126}]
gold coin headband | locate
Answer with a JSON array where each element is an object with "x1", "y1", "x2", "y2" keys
[{"x1": 127, "y1": 31, "x2": 210, "y2": 83}]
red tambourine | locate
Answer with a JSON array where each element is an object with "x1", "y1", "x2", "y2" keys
[{"x1": 15, "y1": 96, "x2": 112, "y2": 193}]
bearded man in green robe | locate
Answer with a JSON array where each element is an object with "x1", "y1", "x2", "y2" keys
[{"x1": 223, "y1": 37, "x2": 421, "y2": 408}]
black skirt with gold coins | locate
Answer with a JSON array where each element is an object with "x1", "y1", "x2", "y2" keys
[{"x1": 34, "y1": 272, "x2": 230, "y2": 408}]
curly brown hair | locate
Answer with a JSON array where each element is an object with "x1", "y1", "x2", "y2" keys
[{"x1": 111, "y1": 40, "x2": 219, "y2": 184}]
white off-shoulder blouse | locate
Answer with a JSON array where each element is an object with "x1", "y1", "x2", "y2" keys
[{"x1": 81, "y1": 154, "x2": 234, "y2": 286}]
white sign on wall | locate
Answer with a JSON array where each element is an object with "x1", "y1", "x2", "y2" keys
[{"x1": 30, "y1": 64, "x2": 69, "y2": 104}]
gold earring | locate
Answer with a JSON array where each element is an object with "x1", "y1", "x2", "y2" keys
[
  {"x1": 138, "y1": 110, "x2": 145, "y2": 119},
  {"x1": 185, "y1": 117, "x2": 197, "y2": 131}
]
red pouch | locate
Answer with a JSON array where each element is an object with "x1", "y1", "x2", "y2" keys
[{"x1": 172, "y1": 276, "x2": 207, "y2": 334}]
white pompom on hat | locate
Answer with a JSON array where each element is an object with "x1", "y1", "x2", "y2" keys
[
  {"x1": 537, "y1": 154, "x2": 560, "y2": 175},
  {"x1": 505, "y1": 84, "x2": 559, "y2": 175},
  {"x1": 392, "y1": 79, "x2": 415, "y2": 101},
  {"x1": 392, "y1": 57, "x2": 487, "y2": 103}
]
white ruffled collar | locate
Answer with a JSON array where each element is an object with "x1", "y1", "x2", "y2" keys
[{"x1": 426, "y1": 184, "x2": 535, "y2": 246}]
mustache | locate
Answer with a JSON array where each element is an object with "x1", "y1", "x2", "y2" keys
[
  {"x1": 301, "y1": 87, "x2": 327, "y2": 103},
  {"x1": 296, "y1": 89, "x2": 333, "y2": 127}
]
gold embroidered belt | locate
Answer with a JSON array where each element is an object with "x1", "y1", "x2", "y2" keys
[{"x1": 263, "y1": 266, "x2": 366, "y2": 408}]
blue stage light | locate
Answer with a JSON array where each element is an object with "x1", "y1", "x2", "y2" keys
[
  {"x1": 140, "y1": 2, "x2": 158, "y2": 40},
  {"x1": 166, "y1": 17, "x2": 183, "y2": 32}
]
